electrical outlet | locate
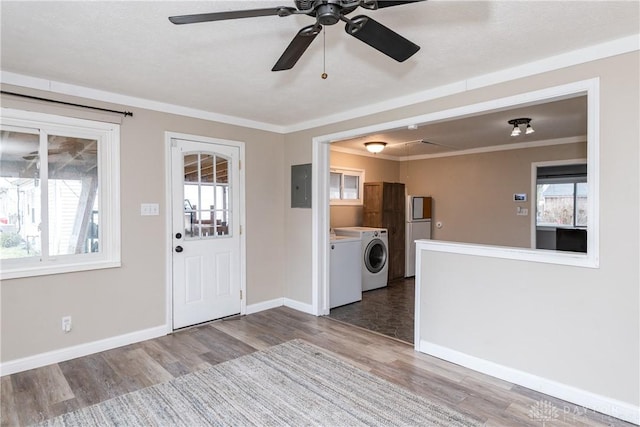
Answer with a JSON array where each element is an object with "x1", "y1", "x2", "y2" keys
[{"x1": 62, "y1": 316, "x2": 72, "y2": 333}]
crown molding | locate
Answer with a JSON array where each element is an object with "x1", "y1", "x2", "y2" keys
[
  {"x1": 1, "y1": 34, "x2": 637, "y2": 134},
  {"x1": 285, "y1": 34, "x2": 639, "y2": 133},
  {"x1": 0, "y1": 71, "x2": 287, "y2": 134},
  {"x1": 331, "y1": 136, "x2": 586, "y2": 162}
]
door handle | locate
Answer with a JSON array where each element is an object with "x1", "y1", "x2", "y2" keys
[{"x1": 175, "y1": 245, "x2": 183, "y2": 253}]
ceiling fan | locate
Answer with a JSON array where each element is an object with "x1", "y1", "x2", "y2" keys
[{"x1": 168, "y1": 0, "x2": 424, "y2": 71}]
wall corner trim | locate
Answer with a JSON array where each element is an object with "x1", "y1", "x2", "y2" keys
[
  {"x1": 0, "y1": 325, "x2": 167, "y2": 377},
  {"x1": 245, "y1": 298, "x2": 284, "y2": 315},
  {"x1": 283, "y1": 298, "x2": 315, "y2": 315},
  {"x1": 418, "y1": 339, "x2": 640, "y2": 425}
]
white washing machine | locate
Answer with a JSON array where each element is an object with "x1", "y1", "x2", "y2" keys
[{"x1": 333, "y1": 227, "x2": 389, "y2": 291}]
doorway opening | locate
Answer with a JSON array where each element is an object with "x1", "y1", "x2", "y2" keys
[{"x1": 312, "y1": 79, "x2": 599, "y2": 348}]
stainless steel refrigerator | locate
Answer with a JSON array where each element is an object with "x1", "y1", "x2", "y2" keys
[{"x1": 405, "y1": 195, "x2": 432, "y2": 277}]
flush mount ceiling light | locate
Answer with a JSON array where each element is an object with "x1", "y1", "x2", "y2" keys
[
  {"x1": 365, "y1": 142, "x2": 387, "y2": 154},
  {"x1": 508, "y1": 118, "x2": 534, "y2": 137}
]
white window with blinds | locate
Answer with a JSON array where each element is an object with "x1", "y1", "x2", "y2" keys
[{"x1": 329, "y1": 167, "x2": 364, "y2": 206}]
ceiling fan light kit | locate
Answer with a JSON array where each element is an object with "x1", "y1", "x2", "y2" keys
[{"x1": 169, "y1": 0, "x2": 424, "y2": 72}]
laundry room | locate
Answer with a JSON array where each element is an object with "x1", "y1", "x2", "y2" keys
[
  {"x1": 327, "y1": 147, "x2": 418, "y2": 343},
  {"x1": 327, "y1": 97, "x2": 588, "y2": 344}
]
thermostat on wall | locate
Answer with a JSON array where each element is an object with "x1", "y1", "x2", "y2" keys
[{"x1": 513, "y1": 193, "x2": 527, "y2": 202}]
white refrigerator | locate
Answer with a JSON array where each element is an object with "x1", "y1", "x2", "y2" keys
[{"x1": 405, "y1": 196, "x2": 432, "y2": 277}]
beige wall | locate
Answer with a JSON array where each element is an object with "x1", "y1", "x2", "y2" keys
[
  {"x1": 1, "y1": 86, "x2": 286, "y2": 361},
  {"x1": 1, "y1": 49, "x2": 638, "y2": 410},
  {"x1": 401, "y1": 142, "x2": 587, "y2": 247},
  {"x1": 329, "y1": 150, "x2": 400, "y2": 228},
  {"x1": 283, "y1": 139, "x2": 313, "y2": 306},
  {"x1": 330, "y1": 143, "x2": 586, "y2": 247},
  {"x1": 283, "y1": 51, "x2": 640, "y2": 407}
]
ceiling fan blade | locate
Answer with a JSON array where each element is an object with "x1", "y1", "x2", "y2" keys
[
  {"x1": 345, "y1": 16, "x2": 419, "y2": 62},
  {"x1": 169, "y1": 7, "x2": 296, "y2": 25},
  {"x1": 369, "y1": 0, "x2": 426, "y2": 9},
  {"x1": 272, "y1": 25, "x2": 323, "y2": 72}
]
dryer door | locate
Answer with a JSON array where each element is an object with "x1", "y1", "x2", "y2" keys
[{"x1": 364, "y1": 238, "x2": 387, "y2": 273}]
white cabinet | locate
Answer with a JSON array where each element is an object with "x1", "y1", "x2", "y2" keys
[{"x1": 329, "y1": 236, "x2": 362, "y2": 309}]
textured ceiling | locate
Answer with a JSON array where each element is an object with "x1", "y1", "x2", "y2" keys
[
  {"x1": 0, "y1": 1, "x2": 638, "y2": 132},
  {"x1": 332, "y1": 95, "x2": 588, "y2": 158}
]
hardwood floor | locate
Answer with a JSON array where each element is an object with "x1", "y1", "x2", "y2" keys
[{"x1": 1, "y1": 307, "x2": 633, "y2": 426}]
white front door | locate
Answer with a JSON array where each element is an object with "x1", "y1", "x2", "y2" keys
[{"x1": 171, "y1": 137, "x2": 241, "y2": 329}]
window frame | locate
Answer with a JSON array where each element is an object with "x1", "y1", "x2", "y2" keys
[
  {"x1": 0, "y1": 108, "x2": 121, "y2": 279},
  {"x1": 329, "y1": 167, "x2": 364, "y2": 206},
  {"x1": 531, "y1": 158, "x2": 589, "y2": 250},
  {"x1": 536, "y1": 165, "x2": 588, "y2": 229}
]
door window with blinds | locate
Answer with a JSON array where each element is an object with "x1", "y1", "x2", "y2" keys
[{"x1": 183, "y1": 153, "x2": 231, "y2": 239}]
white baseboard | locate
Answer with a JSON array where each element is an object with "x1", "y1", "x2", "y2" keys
[
  {"x1": 419, "y1": 340, "x2": 640, "y2": 425},
  {"x1": 283, "y1": 298, "x2": 315, "y2": 315},
  {"x1": 1, "y1": 300, "x2": 317, "y2": 376},
  {"x1": 246, "y1": 298, "x2": 316, "y2": 315},
  {"x1": 245, "y1": 298, "x2": 284, "y2": 314},
  {"x1": 0, "y1": 325, "x2": 167, "y2": 376}
]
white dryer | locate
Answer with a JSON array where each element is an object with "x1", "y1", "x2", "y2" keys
[{"x1": 333, "y1": 227, "x2": 389, "y2": 291}]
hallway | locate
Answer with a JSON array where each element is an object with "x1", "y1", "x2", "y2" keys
[{"x1": 328, "y1": 277, "x2": 415, "y2": 344}]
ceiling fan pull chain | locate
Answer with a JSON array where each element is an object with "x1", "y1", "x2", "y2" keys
[
  {"x1": 321, "y1": 30, "x2": 328, "y2": 79},
  {"x1": 168, "y1": 0, "x2": 424, "y2": 71}
]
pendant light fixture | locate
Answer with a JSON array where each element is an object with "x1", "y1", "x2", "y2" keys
[
  {"x1": 508, "y1": 118, "x2": 534, "y2": 137},
  {"x1": 525, "y1": 122, "x2": 535, "y2": 134},
  {"x1": 365, "y1": 142, "x2": 386, "y2": 153}
]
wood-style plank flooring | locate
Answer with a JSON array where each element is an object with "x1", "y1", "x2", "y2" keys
[{"x1": 1, "y1": 307, "x2": 633, "y2": 426}]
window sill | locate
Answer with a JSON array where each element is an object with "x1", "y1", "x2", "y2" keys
[
  {"x1": 330, "y1": 200, "x2": 363, "y2": 206},
  {"x1": 0, "y1": 259, "x2": 121, "y2": 280},
  {"x1": 416, "y1": 240, "x2": 598, "y2": 269}
]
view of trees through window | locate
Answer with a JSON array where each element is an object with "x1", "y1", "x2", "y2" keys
[
  {"x1": 536, "y1": 182, "x2": 588, "y2": 227},
  {"x1": 536, "y1": 166, "x2": 587, "y2": 228}
]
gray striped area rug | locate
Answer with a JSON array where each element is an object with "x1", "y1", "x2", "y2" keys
[{"x1": 37, "y1": 339, "x2": 481, "y2": 426}]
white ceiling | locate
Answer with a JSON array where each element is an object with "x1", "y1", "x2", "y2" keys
[
  {"x1": 332, "y1": 95, "x2": 588, "y2": 158},
  {"x1": 1, "y1": 0, "x2": 638, "y2": 137}
]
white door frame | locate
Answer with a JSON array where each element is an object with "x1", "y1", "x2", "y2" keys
[
  {"x1": 164, "y1": 131, "x2": 246, "y2": 332},
  {"x1": 312, "y1": 78, "x2": 600, "y2": 339}
]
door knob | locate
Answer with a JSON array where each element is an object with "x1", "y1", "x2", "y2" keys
[
  {"x1": 175, "y1": 246, "x2": 183, "y2": 253},
  {"x1": 175, "y1": 232, "x2": 182, "y2": 239}
]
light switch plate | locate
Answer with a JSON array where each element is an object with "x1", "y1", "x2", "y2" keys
[{"x1": 141, "y1": 203, "x2": 160, "y2": 216}]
